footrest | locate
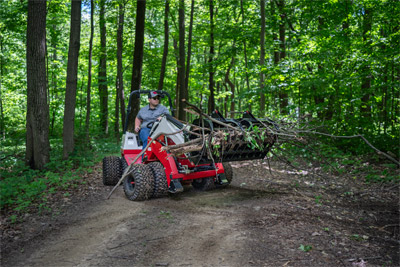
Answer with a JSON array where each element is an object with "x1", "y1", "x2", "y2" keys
[
  {"x1": 169, "y1": 179, "x2": 184, "y2": 193},
  {"x1": 216, "y1": 173, "x2": 229, "y2": 186}
]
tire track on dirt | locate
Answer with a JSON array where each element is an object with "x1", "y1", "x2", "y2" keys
[{"x1": 2, "y1": 187, "x2": 251, "y2": 267}]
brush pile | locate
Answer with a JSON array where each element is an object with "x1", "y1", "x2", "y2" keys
[
  {"x1": 162, "y1": 100, "x2": 399, "y2": 168},
  {"x1": 161, "y1": 101, "x2": 278, "y2": 164}
]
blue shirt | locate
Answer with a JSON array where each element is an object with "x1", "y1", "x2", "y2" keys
[{"x1": 137, "y1": 104, "x2": 170, "y2": 129}]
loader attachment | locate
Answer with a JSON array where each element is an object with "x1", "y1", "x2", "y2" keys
[{"x1": 188, "y1": 110, "x2": 277, "y2": 164}]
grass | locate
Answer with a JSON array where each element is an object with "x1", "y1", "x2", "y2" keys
[{"x1": 0, "y1": 135, "x2": 120, "y2": 219}]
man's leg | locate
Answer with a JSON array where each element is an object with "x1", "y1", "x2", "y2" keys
[{"x1": 139, "y1": 127, "x2": 151, "y2": 150}]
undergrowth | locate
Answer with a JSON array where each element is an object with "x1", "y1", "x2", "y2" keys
[
  {"x1": 0, "y1": 136, "x2": 120, "y2": 220},
  {"x1": 274, "y1": 138, "x2": 399, "y2": 183},
  {"x1": 1, "y1": 133, "x2": 398, "y2": 222}
]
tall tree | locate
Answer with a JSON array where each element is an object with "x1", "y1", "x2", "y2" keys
[
  {"x1": 360, "y1": 7, "x2": 372, "y2": 120},
  {"x1": 240, "y1": 0, "x2": 251, "y2": 111},
  {"x1": 85, "y1": 0, "x2": 94, "y2": 142},
  {"x1": 271, "y1": 0, "x2": 280, "y2": 68},
  {"x1": 277, "y1": 0, "x2": 288, "y2": 114},
  {"x1": 0, "y1": 36, "x2": 4, "y2": 139},
  {"x1": 98, "y1": 0, "x2": 108, "y2": 134},
  {"x1": 63, "y1": 0, "x2": 82, "y2": 159},
  {"x1": 128, "y1": 0, "x2": 146, "y2": 132},
  {"x1": 116, "y1": 0, "x2": 126, "y2": 137},
  {"x1": 208, "y1": 0, "x2": 215, "y2": 114},
  {"x1": 225, "y1": 55, "x2": 235, "y2": 118},
  {"x1": 314, "y1": 16, "x2": 325, "y2": 120},
  {"x1": 49, "y1": 22, "x2": 57, "y2": 135},
  {"x1": 26, "y1": 0, "x2": 50, "y2": 169},
  {"x1": 177, "y1": 0, "x2": 186, "y2": 121},
  {"x1": 185, "y1": 0, "x2": 194, "y2": 94},
  {"x1": 259, "y1": 0, "x2": 266, "y2": 116},
  {"x1": 173, "y1": 38, "x2": 180, "y2": 114},
  {"x1": 157, "y1": 0, "x2": 170, "y2": 91}
]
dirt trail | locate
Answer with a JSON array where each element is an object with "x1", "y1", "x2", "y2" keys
[{"x1": 1, "y1": 161, "x2": 399, "y2": 267}]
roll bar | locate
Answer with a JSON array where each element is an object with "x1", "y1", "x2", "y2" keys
[{"x1": 123, "y1": 90, "x2": 175, "y2": 133}]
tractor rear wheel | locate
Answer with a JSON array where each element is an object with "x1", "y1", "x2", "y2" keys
[
  {"x1": 192, "y1": 177, "x2": 215, "y2": 191},
  {"x1": 121, "y1": 157, "x2": 128, "y2": 172},
  {"x1": 123, "y1": 164, "x2": 154, "y2": 201},
  {"x1": 148, "y1": 161, "x2": 168, "y2": 198},
  {"x1": 102, "y1": 156, "x2": 122, "y2": 186}
]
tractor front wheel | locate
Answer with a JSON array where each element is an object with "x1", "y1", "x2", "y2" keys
[
  {"x1": 102, "y1": 156, "x2": 122, "y2": 186},
  {"x1": 192, "y1": 177, "x2": 215, "y2": 191},
  {"x1": 148, "y1": 162, "x2": 168, "y2": 198},
  {"x1": 123, "y1": 164, "x2": 154, "y2": 201},
  {"x1": 216, "y1": 163, "x2": 233, "y2": 189},
  {"x1": 222, "y1": 163, "x2": 233, "y2": 184}
]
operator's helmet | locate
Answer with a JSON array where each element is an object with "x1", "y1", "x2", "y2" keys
[{"x1": 148, "y1": 91, "x2": 160, "y2": 99}]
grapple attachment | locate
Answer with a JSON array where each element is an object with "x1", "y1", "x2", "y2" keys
[{"x1": 189, "y1": 110, "x2": 277, "y2": 164}]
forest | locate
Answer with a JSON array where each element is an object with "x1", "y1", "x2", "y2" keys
[{"x1": 0, "y1": 0, "x2": 399, "y2": 217}]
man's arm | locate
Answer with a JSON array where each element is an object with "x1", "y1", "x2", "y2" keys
[{"x1": 134, "y1": 117, "x2": 142, "y2": 133}]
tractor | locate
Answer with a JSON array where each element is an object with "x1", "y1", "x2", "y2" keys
[{"x1": 102, "y1": 90, "x2": 277, "y2": 201}]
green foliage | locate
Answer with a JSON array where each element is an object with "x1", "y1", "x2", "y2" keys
[
  {"x1": 276, "y1": 138, "x2": 399, "y2": 183},
  {"x1": 349, "y1": 234, "x2": 369, "y2": 242},
  {"x1": 158, "y1": 210, "x2": 174, "y2": 221},
  {"x1": 299, "y1": 244, "x2": 313, "y2": 252},
  {"x1": 0, "y1": 136, "x2": 120, "y2": 216},
  {"x1": 0, "y1": 0, "x2": 398, "y2": 215},
  {"x1": 314, "y1": 195, "x2": 323, "y2": 205}
]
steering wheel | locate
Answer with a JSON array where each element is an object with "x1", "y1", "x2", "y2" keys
[{"x1": 147, "y1": 121, "x2": 155, "y2": 129}]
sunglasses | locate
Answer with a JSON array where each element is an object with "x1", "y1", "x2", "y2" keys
[{"x1": 151, "y1": 96, "x2": 160, "y2": 100}]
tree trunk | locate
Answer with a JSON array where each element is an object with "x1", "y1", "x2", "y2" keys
[
  {"x1": 382, "y1": 29, "x2": 388, "y2": 134},
  {"x1": 208, "y1": 0, "x2": 215, "y2": 114},
  {"x1": 230, "y1": 83, "x2": 235, "y2": 119},
  {"x1": 98, "y1": 0, "x2": 108, "y2": 134},
  {"x1": 277, "y1": 0, "x2": 288, "y2": 115},
  {"x1": 224, "y1": 84, "x2": 228, "y2": 118},
  {"x1": 85, "y1": 0, "x2": 94, "y2": 142},
  {"x1": 63, "y1": 0, "x2": 82, "y2": 159},
  {"x1": 314, "y1": 17, "x2": 325, "y2": 120},
  {"x1": 0, "y1": 37, "x2": 4, "y2": 139},
  {"x1": 259, "y1": 0, "x2": 266, "y2": 116},
  {"x1": 271, "y1": 1, "x2": 280, "y2": 65},
  {"x1": 114, "y1": 77, "x2": 119, "y2": 140},
  {"x1": 128, "y1": 0, "x2": 146, "y2": 132},
  {"x1": 271, "y1": 0, "x2": 279, "y2": 112},
  {"x1": 116, "y1": 1, "x2": 126, "y2": 138},
  {"x1": 177, "y1": 0, "x2": 186, "y2": 121},
  {"x1": 26, "y1": 0, "x2": 50, "y2": 170},
  {"x1": 173, "y1": 38, "x2": 180, "y2": 115},
  {"x1": 225, "y1": 56, "x2": 235, "y2": 118},
  {"x1": 50, "y1": 23, "x2": 58, "y2": 136},
  {"x1": 361, "y1": 8, "x2": 372, "y2": 119},
  {"x1": 185, "y1": 0, "x2": 194, "y2": 93},
  {"x1": 216, "y1": 81, "x2": 220, "y2": 110},
  {"x1": 158, "y1": 0, "x2": 169, "y2": 91},
  {"x1": 240, "y1": 0, "x2": 250, "y2": 111}
]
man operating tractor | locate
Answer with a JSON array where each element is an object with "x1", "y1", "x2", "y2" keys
[{"x1": 134, "y1": 91, "x2": 170, "y2": 149}]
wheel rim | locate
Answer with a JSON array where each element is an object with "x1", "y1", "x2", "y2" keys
[{"x1": 126, "y1": 174, "x2": 135, "y2": 192}]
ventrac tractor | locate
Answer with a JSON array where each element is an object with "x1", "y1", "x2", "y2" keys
[{"x1": 102, "y1": 90, "x2": 277, "y2": 201}]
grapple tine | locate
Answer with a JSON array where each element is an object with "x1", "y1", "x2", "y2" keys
[{"x1": 188, "y1": 110, "x2": 277, "y2": 164}]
